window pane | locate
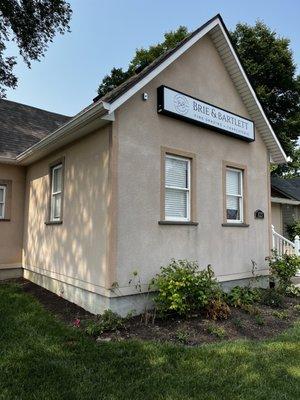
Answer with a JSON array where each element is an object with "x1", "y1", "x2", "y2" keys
[
  {"x1": 53, "y1": 166, "x2": 62, "y2": 193},
  {"x1": 0, "y1": 188, "x2": 4, "y2": 203},
  {"x1": 0, "y1": 203, "x2": 3, "y2": 218},
  {"x1": 53, "y1": 193, "x2": 61, "y2": 219},
  {"x1": 165, "y1": 157, "x2": 188, "y2": 188},
  {"x1": 226, "y1": 169, "x2": 241, "y2": 195},
  {"x1": 165, "y1": 188, "x2": 188, "y2": 219},
  {"x1": 226, "y1": 195, "x2": 240, "y2": 220}
]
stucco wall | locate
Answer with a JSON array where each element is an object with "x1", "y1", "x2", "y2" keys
[
  {"x1": 23, "y1": 127, "x2": 111, "y2": 295},
  {"x1": 0, "y1": 164, "x2": 25, "y2": 268},
  {"x1": 114, "y1": 34, "x2": 271, "y2": 293},
  {"x1": 271, "y1": 203, "x2": 283, "y2": 235}
]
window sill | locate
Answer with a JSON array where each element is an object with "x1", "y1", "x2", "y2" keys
[
  {"x1": 0, "y1": 218, "x2": 10, "y2": 222},
  {"x1": 222, "y1": 223, "x2": 249, "y2": 227},
  {"x1": 158, "y1": 221, "x2": 199, "y2": 226},
  {"x1": 45, "y1": 220, "x2": 63, "y2": 226}
]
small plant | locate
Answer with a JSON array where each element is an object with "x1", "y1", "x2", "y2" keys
[
  {"x1": 241, "y1": 304, "x2": 261, "y2": 316},
  {"x1": 254, "y1": 315, "x2": 265, "y2": 326},
  {"x1": 286, "y1": 220, "x2": 300, "y2": 240},
  {"x1": 175, "y1": 329, "x2": 190, "y2": 344},
  {"x1": 293, "y1": 304, "x2": 300, "y2": 312},
  {"x1": 206, "y1": 298, "x2": 231, "y2": 320},
  {"x1": 267, "y1": 250, "x2": 300, "y2": 292},
  {"x1": 86, "y1": 310, "x2": 125, "y2": 336},
  {"x1": 227, "y1": 286, "x2": 261, "y2": 307},
  {"x1": 272, "y1": 310, "x2": 289, "y2": 320},
  {"x1": 285, "y1": 284, "x2": 300, "y2": 298},
  {"x1": 153, "y1": 260, "x2": 220, "y2": 316},
  {"x1": 232, "y1": 317, "x2": 244, "y2": 329},
  {"x1": 260, "y1": 289, "x2": 284, "y2": 308},
  {"x1": 206, "y1": 323, "x2": 227, "y2": 339}
]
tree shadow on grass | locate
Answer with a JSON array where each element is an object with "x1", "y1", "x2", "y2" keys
[{"x1": 0, "y1": 284, "x2": 299, "y2": 400}]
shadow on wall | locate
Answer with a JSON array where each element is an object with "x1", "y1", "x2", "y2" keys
[{"x1": 23, "y1": 130, "x2": 111, "y2": 290}]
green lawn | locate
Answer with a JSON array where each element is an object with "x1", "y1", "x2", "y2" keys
[{"x1": 0, "y1": 283, "x2": 299, "y2": 400}]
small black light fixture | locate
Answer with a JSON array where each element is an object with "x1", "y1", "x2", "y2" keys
[{"x1": 254, "y1": 209, "x2": 264, "y2": 219}]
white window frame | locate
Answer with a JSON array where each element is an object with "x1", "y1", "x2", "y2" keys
[
  {"x1": 226, "y1": 167, "x2": 243, "y2": 224},
  {"x1": 165, "y1": 154, "x2": 191, "y2": 222},
  {"x1": 50, "y1": 164, "x2": 63, "y2": 222},
  {"x1": 0, "y1": 185, "x2": 6, "y2": 219}
]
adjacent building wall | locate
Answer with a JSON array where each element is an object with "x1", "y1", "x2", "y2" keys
[
  {"x1": 114, "y1": 34, "x2": 271, "y2": 295},
  {"x1": 0, "y1": 163, "x2": 25, "y2": 277},
  {"x1": 271, "y1": 203, "x2": 283, "y2": 235},
  {"x1": 23, "y1": 127, "x2": 111, "y2": 309}
]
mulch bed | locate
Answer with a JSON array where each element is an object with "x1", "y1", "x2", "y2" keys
[{"x1": 7, "y1": 278, "x2": 300, "y2": 346}]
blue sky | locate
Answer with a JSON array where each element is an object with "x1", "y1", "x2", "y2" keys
[{"x1": 4, "y1": 0, "x2": 300, "y2": 116}]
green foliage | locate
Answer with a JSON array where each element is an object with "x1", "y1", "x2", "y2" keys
[
  {"x1": 260, "y1": 289, "x2": 284, "y2": 308},
  {"x1": 254, "y1": 315, "x2": 265, "y2": 326},
  {"x1": 294, "y1": 304, "x2": 300, "y2": 312},
  {"x1": 267, "y1": 251, "x2": 300, "y2": 291},
  {"x1": 153, "y1": 259, "x2": 220, "y2": 316},
  {"x1": 206, "y1": 323, "x2": 227, "y2": 339},
  {"x1": 286, "y1": 220, "x2": 300, "y2": 240},
  {"x1": 241, "y1": 304, "x2": 261, "y2": 316},
  {"x1": 231, "y1": 21, "x2": 300, "y2": 175},
  {"x1": 285, "y1": 284, "x2": 300, "y2": 298},
  {"x1": 205, "y1": 298, "x2": 231, "y2": 320},
  {"x1": 97, "y1": 26, "x2": 189, "y2": 97},
  {"x1": 272, "y1": 310, "x2": 289, "y2": 320},
  {"x1": 0, "y1": 0, "x2": 72, "y2": 97},
  {"x1": 227, "y1": 286, "x2": 261, "y2": 307},
  {"x1": 232, "y1": 317, "x2": 244, "y2": 329},
  {"x1": 174, "y1": 329, "x2": 190, "y2": 344},
  {"x1": 86, "y1": 310, "x2": 125, "y2": 336}
]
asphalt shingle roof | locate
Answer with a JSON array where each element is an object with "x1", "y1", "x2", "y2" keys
[
  {"x1": 0, "y1": 99, "x2": 71, "y2": 158},
  {"x1": 271, "y1": 176, "x2": 300, "y2": 201}
]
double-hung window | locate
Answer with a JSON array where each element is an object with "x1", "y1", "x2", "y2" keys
[
  {"x1": 165, "y1": 154, "x2": 191, "y2": 221},
  {"x1": 226, "y1": 167, "x2": 243, "y2": 223},
  {"x1": 50, "y1": 163, "x2": 63, "y2": 222},
  {"x1": 0, "y1": 185, "x2": 6, "y2": 219}
]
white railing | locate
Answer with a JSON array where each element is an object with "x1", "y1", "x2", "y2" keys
[{"x1": 271, "y1": 225, "x2": 300, "y2": 256}]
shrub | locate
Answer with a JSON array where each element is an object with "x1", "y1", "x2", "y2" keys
[
  {"x1": 254, "y1": 315, "x2": 265, "y2": 326},
  {"x1": 267, "y1": 251, "x2": 300, "y2": 291},
  {"x1": 206, "y1": 323, "x2": 227, "y2": 339},
  {"x1": 272, "y1": 310, "x2": 289, "y2": 320},
  {"x1": 206, "y1": 298, "x2": 231, "y2": 320},
  {"x1": 226, "y1": 286, "x2": 261, "y2": 307},
  {"x1": 153, "y1": 259, "x2": 220, "y2": 316},
  {"x1": 285, "y1": 284, "x2": 300, "y2": 298},
  {"x1": 86, "y1": 310, "x2": 125, "y2": 336},
  {"x1": 260, "y1": 289, "x2": 284, "y2": 308},
  {"x1": 286, "y1": 220, "x2": 300, "y2": 240},
  {"x1": 294, "y1": 304, "x2": 300, "y2": 312},
  {"x1": 175, "y1": 329, "x2": 190, "y2": 344},
  {"x1": 241, "y1": 304, "x2": 261, "y2": 316}
]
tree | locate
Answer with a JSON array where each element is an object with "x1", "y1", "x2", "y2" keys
[
  {"x1": 231, "y1": 22, "x2": 300, "y2": 175},
  {"x1": 97, "y1": 26, "x2": 189, "y2": 98},
  {"x1": 0, "y1": 0, "x2": 72, "y2": 97}
]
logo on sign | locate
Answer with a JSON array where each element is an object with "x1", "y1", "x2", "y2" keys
[{"x1": 173, "y1": 94, "x2": 189, "y2": 115}]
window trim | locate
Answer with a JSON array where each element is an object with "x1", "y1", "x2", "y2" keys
[
  {"x1": 0, "y1": 185, "x2": 6, "y2": 219},
  {"x1": 47, "y1": 158, "x2": 65, "y2": 225},
  {"x1": 160, "y1": 147, "x2": 197, "y2": 225},
  {"x1": 222, "y1": 161, "x2": 248, "y2": 226}
]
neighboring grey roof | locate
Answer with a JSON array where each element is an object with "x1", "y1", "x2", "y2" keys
[
  {"x1": 0, "y1": 99, "x2": 71, "y2": 158},
  {"x1": 271, "y1": 176, "x2": 300, "y2": 201}
]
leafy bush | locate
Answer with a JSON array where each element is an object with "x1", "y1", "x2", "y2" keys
[
  {"x1": 226, "y1": 286, "x2": 261, "y2": 307},
  {"x1": 286, "y1": 220, "x2": 300, "y2": 240},
  {"x1": 86, "y1": 310, "x2": 125, "y2": 336},
  {"x1": 153, "y1": 259, "x2": 220, "y2": 316},
  {"x1": 241, "y1": 304, "x2": 261, "y2": 316},
  {"x1": 175, "y1": 329, "x2": 190, "y2": 344},
  {"x1": 260, "y1": 289, "x2": 284, "y2": 308},
  {"x1": 206, "y1": 298, "x2": 231, "y2": 320},
  {"x1": 254, "y1": 315, "x2": 265, "y2": 326},
  {"x1": 285, "y1": 284, "x2": 300, "y2": 298},
  {"x1": 267, "y1": 251, "x2": 300, "y2": 291},
  {"x1": 206, "y1": 323, "x2": 227, "y2": 339},
  {"x1": 294, "y1": 304, "x2": 300, "y2": 312},
  {"x1": 272, "y1": 310, "x2": 289, "y2": 320}
]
